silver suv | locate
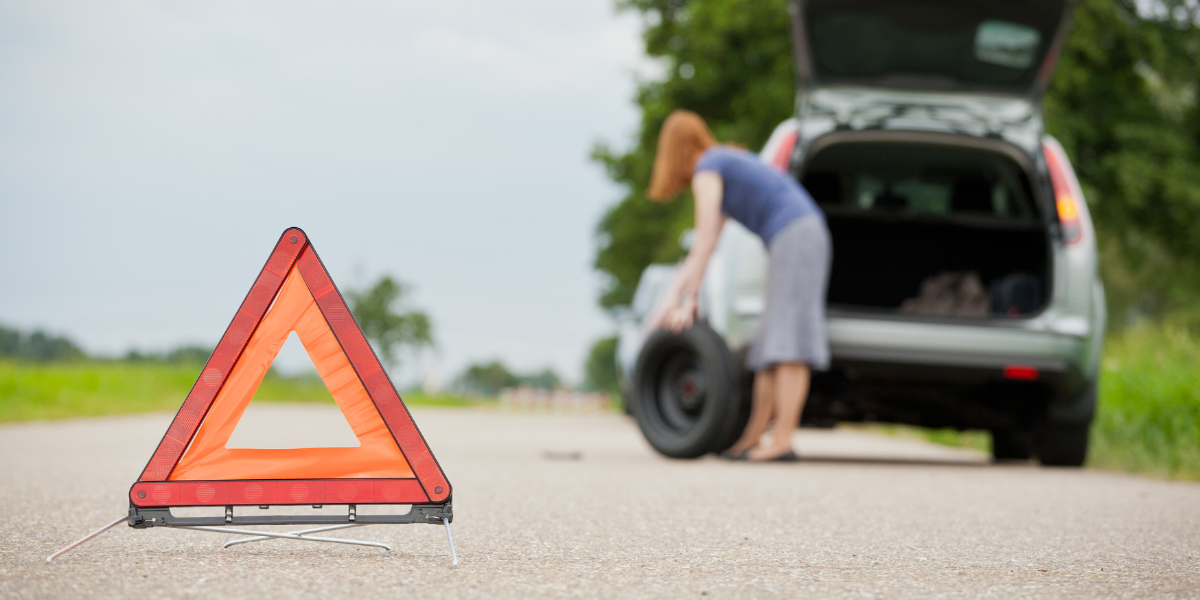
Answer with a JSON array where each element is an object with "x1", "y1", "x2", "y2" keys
[{"x1": 617, "y1": 0, "x2": 1103, "y2": 466}]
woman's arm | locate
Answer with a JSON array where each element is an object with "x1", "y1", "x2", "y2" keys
[{"x1": 650, "y1": 170, "x2": 726, "y2": 332}]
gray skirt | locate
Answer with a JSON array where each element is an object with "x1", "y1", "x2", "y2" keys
[{"x1": 745, "y1": 215, "x2": 832, "y2": 372}]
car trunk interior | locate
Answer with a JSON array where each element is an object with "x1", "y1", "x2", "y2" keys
[{"x1": 801, "y1": 138, "x2": 1050, "y2": 317}]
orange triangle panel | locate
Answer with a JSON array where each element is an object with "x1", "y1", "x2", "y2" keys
[{"x1": 129, "y1": 228, "x2": 450, "y2": 508}]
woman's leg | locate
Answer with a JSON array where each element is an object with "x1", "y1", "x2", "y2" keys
[
  {"x1": 728, "y1": 367, "x2": 776, "y2": 455},
  {"x1": 748, "y1": 362, "x2": 810, "y2": 460}
]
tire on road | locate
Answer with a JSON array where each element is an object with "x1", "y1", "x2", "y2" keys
[
  {"x1": 707, "y1": 366, "x2": 753, "y2": 455},
  {"x1": 1035, "y1": 382, "x2": 1095, "y2": 467},
  {"x1": 631, "y1": 322, "x2": 741, "y2": 458},
  {"x1": 990, "y1": 427, "x2": 1034, "y2": 462},
  {"x1": 1035, "y1": 423, "x2": 1090, "y2": 466}
]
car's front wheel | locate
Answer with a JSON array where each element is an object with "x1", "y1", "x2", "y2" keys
[{"x1": 631, "y1": 322, "x2": 744, "y2": 458}]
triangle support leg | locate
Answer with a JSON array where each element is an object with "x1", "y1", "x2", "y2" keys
[
  {"x1": 443, "y1": 517, "x2": 458, "y2": 568},
  {"x1": 221, "y1": 523, "x2": 366, "y2": 548},
  {"x1": 46, "y1": 515, "x2": 130, "y2": 564},
  {"x1": 178, "y1": 526, "x2": 391, "y2": 550}
]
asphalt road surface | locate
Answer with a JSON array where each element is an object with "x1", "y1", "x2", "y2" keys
[{"x1": 2, "y1": 405, "x2": 1198, "y2": 599}]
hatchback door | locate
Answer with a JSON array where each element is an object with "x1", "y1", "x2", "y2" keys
[{"x1": 790, "y1": 0, "x2": 1073, "y2": 97}]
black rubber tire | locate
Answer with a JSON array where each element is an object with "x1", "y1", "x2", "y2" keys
[
  {"x1": 1035, "y1": 382, "x2": 1095, "y2": 467},
  {"x1": 1035, "y1": 423, "x2": 1090, "y2": 467},
  {"x1": 620, "y1": 379, "x2": 634, "y2": 416},
  {"x1": 990, "y1": 427, "x2": 1034, "y2": 462},
  {"x1": 631, "y1": 322, "x2": 738, "y2": 459},
  {"x1": 708, "y1": 368, "x2": 753, "y2": 455}
]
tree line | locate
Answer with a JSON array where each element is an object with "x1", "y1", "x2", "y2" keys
[{"x1": 0, "y1": 274, "x2": 435, "y2": 368}]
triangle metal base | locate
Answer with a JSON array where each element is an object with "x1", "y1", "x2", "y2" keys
[{"x1": 46, "y1": 502, "x2": 457, "y2": 567}]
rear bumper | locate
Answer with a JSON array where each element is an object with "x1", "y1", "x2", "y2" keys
[
  {"x1": 809, "y1": 316, "x2": 1098, "y2": 429},
  {"x1": 826, "y1": 312, "x2": 1094, "y2": 398},
  {"x1": 830, "y1": 312, "x2": 1088, "y2": 363}
]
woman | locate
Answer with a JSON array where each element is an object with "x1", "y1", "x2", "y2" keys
[{"x1": 646, "y1": 109, "x2": 831, "y2": 462}]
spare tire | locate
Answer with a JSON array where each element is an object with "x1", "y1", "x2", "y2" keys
[{"x1": 631, "y1": 322, "x2": 744, "y2": 458}]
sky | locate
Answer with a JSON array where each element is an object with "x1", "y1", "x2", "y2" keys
[{"x1": 0, "y1": 0, "x2": 655, "y2": 385}]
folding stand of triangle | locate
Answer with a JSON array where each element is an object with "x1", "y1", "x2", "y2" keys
[{"x1": 128, "y1": 228, "x2": 451, "y2": 509}]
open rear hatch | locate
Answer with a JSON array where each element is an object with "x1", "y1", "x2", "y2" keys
[
  {"x1": 790, "y1": 0, "x2": 1073, "y2": 96},
  {"x1": 787, "y1": 1, "x2": 1073, "y2": 319}
]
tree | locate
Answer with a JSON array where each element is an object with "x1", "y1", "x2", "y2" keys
[
  {"x1": 593, "y1": 0, "x2": 1200, "y2": 328},
  {"x1": 583, "y1": 336, "x2": 620, "y2": 394},
  {"x1": 346, "y1": 276, "x2": 433, "y2": 368},
  {"x1": 123, "y1": 345, "x2": 212, "y2": 364},
  {"x1": 0, "y1": 325, "x2": 18, "y2": 357},
  {"x1": 1044, "y1": 0, "x2": 1200, "y2": 325},
  {"x1": 455, "y1": 361, "x2": 563, "y2": 396},
  {"x1": 520, "y1": 368, "x2": 562, "y2": 391},
  {"x1": 456, "y1": 361, "x2": 519, "y2": 396},
  {"x1": 0, "y1": 323, "x2": 85, "y2": 361},
  {"x1": 592, "y1": 0, "x2": 794, "y2": 310}
]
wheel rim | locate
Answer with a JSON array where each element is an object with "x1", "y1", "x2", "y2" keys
[{"x1": 652, "y1": 349, "x2": 707, "y2": 432}]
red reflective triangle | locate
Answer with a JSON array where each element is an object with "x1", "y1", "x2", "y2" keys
[{"x1": 128, "y1": 228, "x2": 450, "y2": 508}]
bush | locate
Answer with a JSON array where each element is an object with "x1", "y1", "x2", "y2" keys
[{"x1": 1090, "y1": 323, "x2": 1200, "y2": 480}]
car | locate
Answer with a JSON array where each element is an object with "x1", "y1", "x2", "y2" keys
[{"x1": 617, "y1": 0, "x2": 1104, "y2": 466}]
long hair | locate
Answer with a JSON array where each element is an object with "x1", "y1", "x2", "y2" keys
[{"x1": 647, "y1": 110, "x2": 718, "y2": 201}]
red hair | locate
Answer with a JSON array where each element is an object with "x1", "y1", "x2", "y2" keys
[{"x1": 647, "y1": 110, "x2": 718, "y2": 201}]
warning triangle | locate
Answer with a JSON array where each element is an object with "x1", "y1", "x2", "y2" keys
[{"x1": 129, "y1": 228, "x2": 450, "y2": 508}]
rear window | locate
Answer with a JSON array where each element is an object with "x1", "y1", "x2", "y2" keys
[
  {"x1": 806, "y1": 1, "x2": 1064, "y2": 92},
  {"x1": 801, "y1": 142, "x2": 1038, "y2": 220}
]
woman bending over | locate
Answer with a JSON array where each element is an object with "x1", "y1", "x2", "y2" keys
[{"x1": 646, "y1": 110, "x2": 831, "y2": 462}]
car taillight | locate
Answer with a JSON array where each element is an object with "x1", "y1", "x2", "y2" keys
[
  {"x1": 772, "y1": 129, "x2": 797, "y2": 172},
  {"x1": 1043, "y1": 143, "x2": 1082, "y2": 244}
]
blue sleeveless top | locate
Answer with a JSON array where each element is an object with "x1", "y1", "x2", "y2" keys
[{"x1": 694, "y1": 146, "x2": 821, "y2": 244}]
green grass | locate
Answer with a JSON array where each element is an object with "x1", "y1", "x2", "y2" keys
[
  {"x1": 0, "y1": 360, "x2": 471, "y2": 422},
  {"x1": 1089, "y1": 324, "x2": 1200, "y2": 480}
]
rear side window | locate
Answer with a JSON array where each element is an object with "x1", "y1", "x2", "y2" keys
[{"x1": 801, "y1": 142, "x2": 1037, "y2": 220}]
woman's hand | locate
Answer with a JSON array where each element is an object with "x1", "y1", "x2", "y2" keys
[
  {"x1": 663, "y1": 296, "x2": 698, "y2": 332},
  {"x1": 645, "y1": 170, "x2": 725, "y2": 335}
]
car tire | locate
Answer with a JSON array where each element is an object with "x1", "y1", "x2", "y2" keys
[
  {"x1": 1035, "y1": 382, "x2": 1095, "y2": 467},
  {"x1": 708, "y1": 368, "x2": 753, "y2": 455},
  {"x1": 1035, "y1": 422, "x2": 1090, "y2": 467},
  {"x1": 631, "y1": 322, "x2": 738, "y2": 458},
  {"x1": 990, "y1": 427, "x2": 1033, "y2": 462},
  {"x1": 620, "y1": 379, "x2": 634, "y2": 415}
]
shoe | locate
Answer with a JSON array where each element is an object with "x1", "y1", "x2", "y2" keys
[
  {"x1": 749, "y1": 449, "x2": 799, "y2": 462},
  {"x1": 719, "y1": 449, "x2": 749, "y2": 461}
]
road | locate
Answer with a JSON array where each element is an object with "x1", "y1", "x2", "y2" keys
[{"x1": 1, "y1": 405, "x2": 1198, "y2": 599}]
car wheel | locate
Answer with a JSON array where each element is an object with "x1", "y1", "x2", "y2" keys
[
  {"x1": 1035, "y1": 382, "x2": 1095, "y2": 467},
  {"x1": 708, "y1": 368, "x2": 753, "y2": 455},
  {"x1": 631, "y1": 322, "x2": 737, "y2": 458},
  {"x1": 1035, "y1": 423, "x2": 1090, "y2": 467},
  {"x1": 620, "y1": 379, "x2": 634, "y2": 415},
  {"x1": 990, "y1": 427, "x2": 1033, "y2": 462}
]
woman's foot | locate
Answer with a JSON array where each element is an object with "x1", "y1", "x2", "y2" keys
[{"x1": 718, "y1": 449, "x2": 749, "y2": 461}]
